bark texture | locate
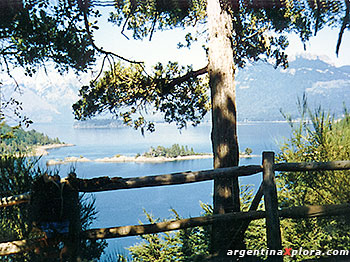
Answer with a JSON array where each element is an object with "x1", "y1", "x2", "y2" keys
[{"x1": 207, "y1": 0, "x2": 240, "y2": 256}]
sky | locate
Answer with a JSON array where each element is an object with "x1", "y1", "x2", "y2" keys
[
  {"x1": 2, "y1": 5, "x2": 350, "y2": 125},
  {"x1": 286, "y1": 28, "x2": 350, "y2": 67},
  {"x1": 53, "y1": 14, "x2": 350, "y2": 87},
  {"x1": 5, "y1": 5, "x2": 350, "y2": 88},
  {"x1": 89, "y1": 6, "x2": 350, "y2": 70}
]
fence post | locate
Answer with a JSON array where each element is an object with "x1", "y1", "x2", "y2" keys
[
  {"x1": 64, "y1": 174, "x2": 81, "y2": 262},
  {"x1": 262, "y1": 151, "x2": 283, "y2": 261}
]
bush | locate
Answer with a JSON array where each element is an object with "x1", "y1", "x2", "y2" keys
[
  {"x1": 0, "y1": 155, "x2": 106, "y2": 262},
  {"x1": 127, "y1": 185, "x2": 260, "y2": 261},
  {"x1": 244, "y1": 147, "x2": 253, "y2": 155},
  {"x1": 276, "y1": 100, "x2": 350, "y2": 261}
]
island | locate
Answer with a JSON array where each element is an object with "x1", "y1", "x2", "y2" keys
[
  {"x1": 73, "y1": 119, "x2": 125, "y2": 129},
  {"x1": 46, "y1": 144, "x2": 258, "y2": 166}
]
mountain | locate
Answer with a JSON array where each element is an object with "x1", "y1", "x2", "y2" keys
[
  {"x1": 235, "y1": 56, "x2": 350, "y2": 121},
  {"x1": 2, "y1": 56, "x2": 350, "y2": 124},
  {"x1": 1, "y1": 72, "x2": 84, "y2": 124}
]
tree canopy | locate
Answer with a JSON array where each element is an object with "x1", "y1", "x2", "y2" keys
[
  {"x1": 0, "y1": 0, "x2": 97, "y2": 76},
  {"x1": 0, "y1": 0, "x2": 349, "y2": 129},
  {"x1": 72, "y1": 0, "x2": 349, "y2": 130}
]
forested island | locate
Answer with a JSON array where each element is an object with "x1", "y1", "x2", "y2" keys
[
  {"x1": 46, "y1": 144, "x2": 256, "y2": 166},
  {"x1": 142, "y1": 144, "x2": 203, "y2": 158},
  {"x1": 46, "y1": 144, "x2": 212, "y2": 165}
]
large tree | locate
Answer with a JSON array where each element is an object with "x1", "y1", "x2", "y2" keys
[
  {"x1": 72, "y1": 0, "x2": 349, "y2": 257},
  {"x1": 1, "y1": 0, "x2": 349, "y2": 258}
]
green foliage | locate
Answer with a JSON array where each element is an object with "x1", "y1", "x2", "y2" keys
[
  {"x1": 127, "y1": 185, "x2": 261, "y2": 261},
  {"x1": 103, "y1": 249, "x2": 131, "y2": 262},
  {"x1": 0, "y1": 0, "x2": 98, "y2": 75},
  {"x1": 0, "y1": 156, "x2": 36, "y2": 245},
  {"x1": 276, "y1": 100, "x2": 350, "y2": 261},
  {"x1": 278, "y1": 99, "x2": 350, "y2": 205},
  {"x1": 110, "y1": 0, "x2": 346, "y2": 68},
  {"x1": 143, "y1": 144, "x2": 199, "y2": 158},
  {"x1": 242, "y1": 186, "x2": 267, "y2": 259},
  {"x1": 0, "y1": 96, "x2": 33, "y2": 129},
  {"x1": 74, "y1": 0, "x2": 349, "y2": 131},
  {"x1": 0, "y1": 0, "x2": 100, "y2": 128},
  {"x1": 128, "y1": 208, "x2": 211, "y2": 262},
  {"x1": 73, "y1": 61, "x2": 210, "y2": 131},
  {"x1": 0, "y1": 156, "x2": 106, "y2": 261},
  {"x1": 244, "y1": 147, "x2": 253, "y2": 155},
  {"x1": 109, "y1": 0, "x2": 205, "y2": 41},
  {"x1": 0, "y1": 122, "x2": 62, "y2": 154}
]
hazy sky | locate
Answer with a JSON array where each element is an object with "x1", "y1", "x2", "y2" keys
[
  {"x1": 5, "y1": 9, "x2": 350, "y2": 88},
  {"x1": 287, "y1": 28, "x2": 350, "y2": 67},
  {"x1": 92, "y1": 13, "x2": 350, "y2": 71},
  {"x1": 2, "y1": 7, "x2": 349, "y2": 125}
]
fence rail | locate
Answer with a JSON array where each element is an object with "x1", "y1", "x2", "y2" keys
[
  {"x1": 75, "y1": 164, "x2": 263, "y2": 192},
  {"x1": 2, "y1": 203, "x2": 350, "y2": 256},
  {"x1": 275, "y1": 160, "x2": 350, "y2": 172},
  {"x1": 82, "y1": 203, "x2": 350, "y2": 240},
  {"x1": 2, "y1": 161, "x2": 350, "y2": 198},
  {"x1": 75, "y1": 160, "x2": 350, "y2": 192},
  {"x1": 0, "y1": 192, "x2": 30, "y2": 208},
  {"x1": 2, "y1": 155, "x2": 350, "y2": 259}
]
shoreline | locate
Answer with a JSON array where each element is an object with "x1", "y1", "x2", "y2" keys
[
  {"x1": 71, "y1": 120, "x2": 293, "y2": 129},
  {"x1": 31, "y1": 143, "x2": 75, "y2": 157},
  {"x1": 46, "y1": 153, "x2": 259, "y2": 166}
]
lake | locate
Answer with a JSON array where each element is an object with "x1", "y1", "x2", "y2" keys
[{"x1": 31, "y1": 121, "x2": 292, "y2": 257}]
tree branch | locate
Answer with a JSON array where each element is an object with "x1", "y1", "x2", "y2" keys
[
  {"x1": 149, "y1": 12, "x2": 159, "y2": 41},
  {"x1": 91, "y1": 55, "x2": 108, "y2": 83},
  {"x1": 80, "y1": 0, "x2": 143, "y2": 64},
  {"x1": 314, "y1": 0, "x2": 321, "y2": 36},
  {"x1": 2, "y1": 55, "x2": 19, "y2": 89},
  {"x1": 336, "y1": 0, "x2": 350, "y2": 56},
  {"x1": 161, "y1": 64, "x2": 208, "y2": 95},
  {"x1": 121, "y1": 13, "x2": 131, "y2": 40}
]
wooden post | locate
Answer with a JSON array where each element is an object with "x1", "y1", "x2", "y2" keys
[
  {"x1": 230, "y1": 183, "x2": 264, "y2": 247},
  {"x1": 64, "y1": 174, "x2": 81, "y2": 262},
  {"x1": 262, "y1": 152, "x2": 282, "y2": 262}
]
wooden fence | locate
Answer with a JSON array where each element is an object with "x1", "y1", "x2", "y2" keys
[{"x1": 2, "y1": 152, "x2": 350, "y2": 261}]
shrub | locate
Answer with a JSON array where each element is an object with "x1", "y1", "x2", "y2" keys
[
  {"x1": 276, "y1": 100, "x2": 350, "y2": 261},
  {"x1": 0, "y1": 155, "x2": 106, "y2": 262}
]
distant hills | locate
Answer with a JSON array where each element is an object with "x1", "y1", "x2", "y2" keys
[
  {"x1": 73, "y1": 119, "x2": 125, "y2": 129},
  {"x1": 236, "y1": 56, "x2": 350, "y2": 121},
  {"x1": 1, "y1": 73, "x2": 82, "y2": 124},
  {"x1": 3, "y1": 56, "x2": 350, "y2": 124}
]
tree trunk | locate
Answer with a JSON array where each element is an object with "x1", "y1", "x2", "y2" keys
[{"x1": 207, "y1": 0, "x2": 241, "y2": 257}]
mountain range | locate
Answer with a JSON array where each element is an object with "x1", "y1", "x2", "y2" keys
[
  {"x1": 3, "y1": 56, "x2": 350, "y2": 124},
  {"x1": 236, "y1": 56, "x2": 350, "y2": 121}
]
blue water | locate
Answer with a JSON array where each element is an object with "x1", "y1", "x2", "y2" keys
[{"x1": 30, "y1": 122, "x2": 292, "y2": 257}]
